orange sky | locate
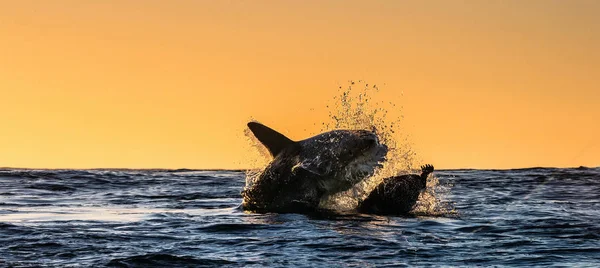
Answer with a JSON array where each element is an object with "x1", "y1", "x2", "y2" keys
[{"x1": 1, "y1": 1, "x2": 598, "y2": 169}]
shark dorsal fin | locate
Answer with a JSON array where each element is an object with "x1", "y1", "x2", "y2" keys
[{"x1": 247, "y1": 122, "x2": 295, "y2": 157}]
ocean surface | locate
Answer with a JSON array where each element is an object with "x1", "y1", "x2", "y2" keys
[{"x1": 1, "y1": 167, "x2": 599, "y2": 267}]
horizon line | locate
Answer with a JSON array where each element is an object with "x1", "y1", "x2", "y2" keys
[{"x1": 1, "y1": 165, "x2": 597, "y2": 172}]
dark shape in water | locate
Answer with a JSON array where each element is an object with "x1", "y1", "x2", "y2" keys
[
  {"x1": 242, "y1": 122, "x2": 388, "y2": 213},
  {"x1": 358, "y1": 164, "x2": 434, "y2": 215}
]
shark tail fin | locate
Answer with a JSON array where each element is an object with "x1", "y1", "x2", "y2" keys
[{"x1": 247, "y1": 122, "x2": 295, "y2": 157}]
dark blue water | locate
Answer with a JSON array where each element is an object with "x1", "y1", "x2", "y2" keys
[{"x1": 1, "y1": 168, "x2": 599, "y2": 267}]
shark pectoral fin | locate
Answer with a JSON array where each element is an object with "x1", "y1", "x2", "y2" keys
[{"x1": 247, "y1": 122, "x2": 295, "y2": 157}]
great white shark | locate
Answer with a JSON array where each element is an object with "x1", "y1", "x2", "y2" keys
[{"x1": 242, "y1": 122, "x2": 388, "y2": 213}]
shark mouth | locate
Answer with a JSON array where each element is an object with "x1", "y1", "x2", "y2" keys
[
  {"x1": 314, "y1": 142, "x2": 388, "y2": 196},
  {"x1": 315, "y1": 141, "x2": 389, "y2": 210},
  {"x1": 344, "y1": 142, "x2": 388, "y2": 182}
]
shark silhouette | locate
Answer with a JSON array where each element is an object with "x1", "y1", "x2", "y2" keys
[{"x1": 242, "y1": 122, "x2": 388, "y2": 213}]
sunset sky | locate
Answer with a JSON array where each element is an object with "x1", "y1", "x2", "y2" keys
[{"x1": 1, "y1": 1, "x2": 598, "y2": 169}]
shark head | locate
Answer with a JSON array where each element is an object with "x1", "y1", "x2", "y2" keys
[
  {"x1": 247, "y1": 122, "x2": 388, "y2": 196},
  {"x1": 296, "y1": 129, "x2": 388, "y2": 193}
]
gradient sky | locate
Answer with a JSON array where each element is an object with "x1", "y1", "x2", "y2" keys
[{"x1": 1, "y1": 1, "x2": 598, "y2": 169}]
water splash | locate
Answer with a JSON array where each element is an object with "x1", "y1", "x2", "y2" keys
[
  {"x1": 320, "y1": 80, "x2": 416, "y2": 178},
  {"x1": 243, "y1": 120, "x2": 271, "y2": 191},
  {"x1": 412, "y1": 174, "x2": 457, "y2": 217},
  {"x1": 319, "y1": 81, "x2": 454, "y2": 216},
  {"x1": 243, "y1": 81, "x2": 454, "y2": 216},
  {"x1": 317, "y1": 81, "x2": 414, "y2": 210}
]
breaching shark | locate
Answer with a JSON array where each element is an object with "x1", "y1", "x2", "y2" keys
[{"x1": 242, "y1": 122, "x2": 388, "y2": 213}]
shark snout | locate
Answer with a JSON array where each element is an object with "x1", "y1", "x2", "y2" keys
[{"x1": 356, "y1": 132, "x2": 386, "y2": 157}]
